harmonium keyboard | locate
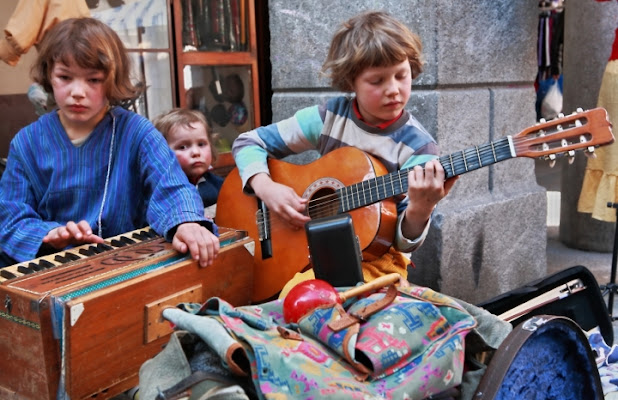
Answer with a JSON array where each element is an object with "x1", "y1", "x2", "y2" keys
[{"x1": 0, "y1": 226, "x2": 255, "y2": 400}]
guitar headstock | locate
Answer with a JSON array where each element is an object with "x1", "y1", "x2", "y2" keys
[{"x1": 513, "y1": 107, "x2": 614, "y2": 162}]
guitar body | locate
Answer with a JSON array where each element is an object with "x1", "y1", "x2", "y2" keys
[{"x1": 216, "y1": 147, "x2": 397, "y2": 302}]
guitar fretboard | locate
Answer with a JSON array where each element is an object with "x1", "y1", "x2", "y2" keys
[{"x1": 338, "y1": 136, "x2": 514, "y2": 213}]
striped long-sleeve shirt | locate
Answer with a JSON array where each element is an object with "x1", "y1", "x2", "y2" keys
[
  {"x1": 0, "y1": 106, "x2": 215, "y2": 262},
  {"x1": 232, "y1": 96, "x2": 439, "y2": 252}
]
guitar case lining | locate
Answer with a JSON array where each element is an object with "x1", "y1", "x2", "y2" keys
[{"x1": 474, "y1": 315, "x2": 604, "y2": 399}]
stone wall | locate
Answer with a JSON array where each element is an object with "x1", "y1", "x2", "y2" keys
[{"x1": 267, "y1": 0, "x2": 545, "y2": 304}]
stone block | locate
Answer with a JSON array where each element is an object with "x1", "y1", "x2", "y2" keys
[
  {"x1": 435, "y1": 2, "x2": 537, "y2": 85},
  {"x1": 434, "y1": 89, "x2": 491, "y2": 200},
  {"x1": 409, "y1": 188, "x2": 547, "y2": 304}
]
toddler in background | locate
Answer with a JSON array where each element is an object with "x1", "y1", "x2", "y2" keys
[{"x1": 154, "y1": 109, "x2": 224, "y2": 218}]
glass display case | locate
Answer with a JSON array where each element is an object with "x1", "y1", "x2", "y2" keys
[{"x1": 173, "y1": 0, "x2": 261, "y2": 160}]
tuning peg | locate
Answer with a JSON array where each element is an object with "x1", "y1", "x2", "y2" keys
[
  {"x1": 557, "y1": 112, "x2": 565, "y2": 119},
  {"x1": 568, "y1": 150, "x2": 575, "y2": 164},
  {"x1": 544, "y1": 153, "x2": 557, "y2": 166},
  {"x1": 585, "y1": 147, "x2": 597, "y2": 159},
  {"x1": 575, "y1": 119, "x2": 582, "y2": 127},
  {"x1": 576, "y1": 107, "x2": 584, "y2": 113},
  {"x1": 539, "y1": 118, "x2": 547, "y2": 124}
]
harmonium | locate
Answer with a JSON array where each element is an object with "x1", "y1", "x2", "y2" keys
[{"x1": 0, "y1": 226, "x2": 255, "y2": 400}]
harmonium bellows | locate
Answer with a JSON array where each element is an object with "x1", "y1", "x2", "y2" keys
[{"x1": 0, "y1": 226, "x2": 255, "y2": 400}]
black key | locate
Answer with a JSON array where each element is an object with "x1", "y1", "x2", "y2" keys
[
  {"x1": 65, "y1": 252, "x2": 81, "y2": 261},
  {"x1": 110, "y1": 239, "x2": 128, "y2": 248},
  {"x1": 17, "y1": 265, "x2": 34, "y2": 275},
  {"x1": 97, "y1": 243, "x2": 114, "y2": 252},
  {"x1": 119, "y1": 236, "x2": 136, "y2": 245},
  {"x1": 79, "y1": 247, "x2": 98, "y2": 257},
  {"x1": 144, "y1": 228, "x2": 158, "y2": 238},
  {"x1": 54, "y1": 254, "x2": 72, "y2": 264},
  {"x1": 0, "y1": 269, "x2": 17, "y2": 280},
  {"x1": 39, "y1": 259, "x2": 56, "y2": 269},
  {"x1": 29, "y1": 262, "x2": 43, "y2": 272},
  {"x1": 132, "y1": 231, "x2": 148, "y2": 241}
]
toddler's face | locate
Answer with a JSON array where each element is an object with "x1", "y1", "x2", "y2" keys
[
  {"x1": 166, "y1": 122, "x2": 213, "y2": 184},
  {"x1": 352, "y1": 59, "x2": 412, "y2": 126}
]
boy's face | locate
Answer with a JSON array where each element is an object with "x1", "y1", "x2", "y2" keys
[
  {"x1": 166, "y1": 122, "x2": 213, "y2": 184},
  {"x1": 352, "y1": 60, "x2": 412, "y2": 126},
  {"x1": 50, "y1": 59, "x2": 109, "y2": 137}
]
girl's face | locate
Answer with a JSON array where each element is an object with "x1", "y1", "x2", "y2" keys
[
  {"x1": 352, "y1": 59, "x2": 412, "y2": 126},
  {"x1": 166, "y1": 122, "x2": 213, "y2": 184},
  {"x1": 50, "y1": 59, "x2": 109, "y2": 139}
]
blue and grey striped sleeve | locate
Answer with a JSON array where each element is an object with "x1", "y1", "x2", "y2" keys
[{"x1": 232, "y1": 105, "x2": 324, "y2": 191}]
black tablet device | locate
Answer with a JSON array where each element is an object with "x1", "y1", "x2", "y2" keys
[{"x1": 305, "y1": 213, "x2": 364, "y2": 287}]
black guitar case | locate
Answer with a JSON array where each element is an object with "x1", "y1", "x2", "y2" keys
[
  {"x1": 477, "y1": 265, "x2": 613, "y2": 346},
  {"x1": 474, "y1": 315, "x2": 604, "y2": 399}
]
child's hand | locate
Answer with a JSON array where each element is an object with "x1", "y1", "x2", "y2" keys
[
  {"x1": 250, "y1": 173, "x2": 310, "y2": 229},
  {"x1": 402, "y1": 160, "x2": 458, "y2": 239},
  {"x1": 172, "y1": 222, "x2": 220, "y2": 267},
  {"x1": 42, "y1": 220, "x2": 105, "y2": 250}
]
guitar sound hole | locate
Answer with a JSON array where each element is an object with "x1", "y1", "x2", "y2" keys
[{"x1": 308, "y1": 188, "x2": 339, "y2": 219}]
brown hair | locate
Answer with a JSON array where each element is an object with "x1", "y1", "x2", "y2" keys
[
  {"x1": 153, "y1": 108, "x2": 218, "y2": 162},
  {"x1": 321, "y1": 11, "x2": 424, "y2": 92},
  {"x1": 31, "y1": 17, "x2": 143, "y2": 106}
]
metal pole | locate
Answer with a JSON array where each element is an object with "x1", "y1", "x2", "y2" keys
[{"x1": 607, "y1": 202, "x2": 618, "y2": 319}]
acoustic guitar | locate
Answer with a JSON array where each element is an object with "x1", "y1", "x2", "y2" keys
[{"x1": 216, "y1": 107, "x2": 615, "y2": 302}]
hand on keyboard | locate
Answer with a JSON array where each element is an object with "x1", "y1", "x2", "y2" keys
[{"x1": 42, "y1": 220, "x2": 105, "y2": 250}]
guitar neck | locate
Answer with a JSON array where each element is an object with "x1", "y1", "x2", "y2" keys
[{"x1": 338, "y1": 136, "x2": 514, "y2": 213}]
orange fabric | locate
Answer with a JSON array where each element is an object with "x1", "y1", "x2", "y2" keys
[
  {"x1": 361, "y1": 247, "x2": 410, "y2": 282},
  {"x1": 578, "y1": 60, "x2": 618, "y2": 222},
  {"x1": 0, "y1": 0, "x2": 90, "y2": 66}
]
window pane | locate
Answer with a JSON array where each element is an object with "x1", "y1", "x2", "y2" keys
[
  {"x1": 91, "y1": 0, "x2": 170, "y2": 50},
  {"x1": 128, "y1": 53, "x2": 173, "y2": 120}
]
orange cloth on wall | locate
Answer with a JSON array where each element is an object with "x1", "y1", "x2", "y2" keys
[
  {"x1": 0, "y1": 0, "x2": 90, "y2": 66},
  {"x1": 578, "y1": 58, "x2": 618, "y2": 222}
]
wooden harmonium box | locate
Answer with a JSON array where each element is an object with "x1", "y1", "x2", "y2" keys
[{"x1": 0, "y1": 227, "x2": 255, "y2": 400}]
